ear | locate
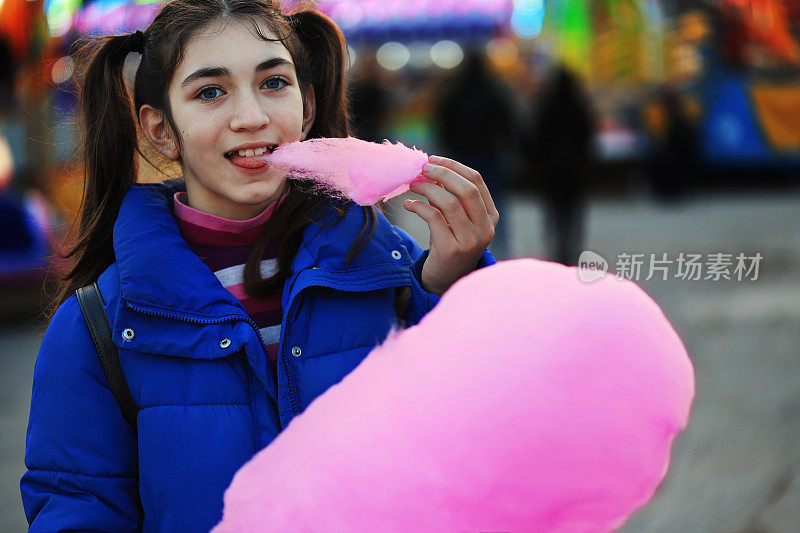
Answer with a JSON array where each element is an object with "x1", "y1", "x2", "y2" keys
[
  {"x1": 300, "y1": 85, "x2": 316, "y2": 140},
  {"x1": 139, "y1": 105, "x2": 180, "y2": 160}
]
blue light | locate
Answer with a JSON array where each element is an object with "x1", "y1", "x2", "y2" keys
[{"x1": 510, "y1": 0, "x2": 545, "y2": 40}]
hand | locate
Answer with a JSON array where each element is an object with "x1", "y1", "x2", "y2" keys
[{"x1": 403, "y1": 155, "x2": 500, "y2": 296}]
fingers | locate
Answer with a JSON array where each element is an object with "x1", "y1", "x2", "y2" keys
[
  {"x1": 416, "y1": 162, "x2": 488, "y2": 230},
  {"x1": 401, "y1": 156, "x2": 500, "y2": 294},
  {"x1": 415, "y1": 159, "x2": 496, "y2": 247},
  {"x1": 409, "y1": 178, "x2": 476, "y2": 247},
  {"x1": 428, "y1": 155, "x2": 500, "y2": 228},
  {"x1": 402, "y1": 198, "x2": 456, "y2": 249}
]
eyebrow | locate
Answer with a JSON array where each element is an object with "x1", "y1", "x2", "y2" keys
[{"x1": 180, "y1": 57, "x2": 294, "y2": 88}]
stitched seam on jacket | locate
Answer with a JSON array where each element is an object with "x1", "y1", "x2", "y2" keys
[
  {"x1": 248, "y1": 371, "x2": 260, "y2": 452},
  {"x1": 26, "y1": 467, "x2": 137, "y2": 479},
  {"x1": 119, "y1": 345, "x2": 227, "y2": 359},
  {"x1": 138, "y1": 402, "x2": 249, "y2": 410},
  {"x1": 320, "y1": 262, "x2": 409, "y2": 274},
  {"x1": 302, "y1": 343, "x2": 377, "y2": 360},
  {"x1": 309, "y1": 272, "x2": 410, "y2": 290}
]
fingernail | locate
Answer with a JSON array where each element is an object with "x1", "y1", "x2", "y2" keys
[
  {"x1": 429, "y1": 155, "x2": 442, "y2": 164},
  {"x1": 422, "y1": 163, "x2": 434, "y2": 173}
]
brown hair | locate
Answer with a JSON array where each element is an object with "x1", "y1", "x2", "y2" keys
[{"x1": 51, "y1": 0, "x2": 376, "y2": 316}]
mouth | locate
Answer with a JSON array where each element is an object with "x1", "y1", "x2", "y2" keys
[
  {"x1": 225, "y1": 144, "x2": 277, "y2": 171},
  {"x1": 224, "y1": 144, "x2": 277, "y2": 160}
]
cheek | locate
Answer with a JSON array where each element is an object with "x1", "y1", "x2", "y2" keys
[
  {"x1": 278, "y1": 105, "x2": 307, "y2": 137},
  {"x1": 179, "y1": 119, "x2": 222, "y2": 158},
  {"x1": 272, "y1": 92, "x2": 307, "y2": 131}
]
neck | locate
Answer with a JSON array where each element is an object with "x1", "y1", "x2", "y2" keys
[{"x1": 184, "y1": 181, "x2": 289, "y2": 221}]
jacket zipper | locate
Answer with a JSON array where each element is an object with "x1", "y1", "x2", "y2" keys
[
  {"x1": 282, "y1": 297, "x2": 301, "y2": 415},
  {"x1": 126, "y1": 301, "x2": 243, "y2": 325},
  {"x1": 280, "y1": 272, "x2": 412, "y2": 417},
  {"x1": 126, "y1": 301, "x2": 275, "y2": 385}
]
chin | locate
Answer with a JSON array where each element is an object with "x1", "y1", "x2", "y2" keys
[{"x1": 232, "y1": 181, "x2": 285, "y2": 205}]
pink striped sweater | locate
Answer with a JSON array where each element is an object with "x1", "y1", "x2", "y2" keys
[{"x1": 173, "y1": 191, "x2": 288, "y2": 375}]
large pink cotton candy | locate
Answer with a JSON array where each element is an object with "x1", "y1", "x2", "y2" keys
[
  {"x1": 212, "y1": 259, "x2": 695, "y2": 533},
  {"x1": 266, "y1": 137, "x2": 431, "y2": 205}
]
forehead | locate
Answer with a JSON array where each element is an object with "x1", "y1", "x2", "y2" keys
[{"x1": 175, "y1": 19, "x2": 293, "y2": 76}]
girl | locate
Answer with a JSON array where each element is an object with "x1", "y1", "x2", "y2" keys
[{"x1": 21, "y1": 1, "x2": 498, "y2": 531}]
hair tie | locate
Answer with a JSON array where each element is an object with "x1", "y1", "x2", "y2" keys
[{"x1": 126, "y1": 30, "x2": 145, "y2": 54}]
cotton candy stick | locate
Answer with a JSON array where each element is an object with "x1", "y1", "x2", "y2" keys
[
  {"x1": 212, "y1": 259, "x2": 695, "y2": 533},
  {"x1": 266, "y1": 137, "x2": 432, "y2": 205}
]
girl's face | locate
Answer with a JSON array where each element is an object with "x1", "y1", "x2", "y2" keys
[{"x1": 167, "y1": 20, "x2": 313, "y2": 219}]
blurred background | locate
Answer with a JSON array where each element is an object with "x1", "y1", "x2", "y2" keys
[{"x1": 1, "y1": 0, "x2": 799, "y2": 531}]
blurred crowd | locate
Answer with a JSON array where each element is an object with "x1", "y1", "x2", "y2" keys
[{"x1": 347, "y1": 44, "x2": 703, "y2": 265}]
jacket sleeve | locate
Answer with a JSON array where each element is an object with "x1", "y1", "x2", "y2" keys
[
  {"x1": 392, "y1": 225, "x2": 498, "y2": 326},
  {"x1": 20, "y1": 295, "x2": 141, "y2": 532}
]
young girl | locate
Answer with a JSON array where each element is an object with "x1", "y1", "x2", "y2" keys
[{"x1": 21, "y1": 1, "x2": 498, "y2": 530}]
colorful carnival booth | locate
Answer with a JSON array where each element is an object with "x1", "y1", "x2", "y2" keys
[
  {"x1": 702, "y1": 0, "x2": 800, "y2": 168},
  {"x1": 3, "y1": 0, "x2": 799, "y2": 249}
]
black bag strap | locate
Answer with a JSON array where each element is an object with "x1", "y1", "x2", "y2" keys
[{"x1": 76, "y1": 282, "x2": 138, "y2": 432}]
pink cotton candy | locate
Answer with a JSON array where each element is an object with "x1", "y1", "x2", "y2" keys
[
  {"x1": 212, "y1": 259, "x2": 695, "y2": 533},
  {"x1": 266, "y1": 137, "x2": 431, "y2": 205}
]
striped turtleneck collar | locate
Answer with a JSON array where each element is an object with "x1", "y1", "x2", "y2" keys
[{"x1": 172, "y1": 185, "x2": 290, "y2": 246}]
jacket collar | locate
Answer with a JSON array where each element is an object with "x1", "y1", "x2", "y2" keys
[{"x1": 113, "y1": 180, "x2": 413, "y2": 319}]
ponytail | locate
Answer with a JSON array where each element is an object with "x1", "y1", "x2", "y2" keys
[
  {"x1": 49, "y1": 33, "x2": 142, "y2": 316},
  {"x1": 287, "y1": 10, "x2": 350, "y2": 139}
]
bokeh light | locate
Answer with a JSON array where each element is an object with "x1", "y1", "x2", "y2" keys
[
  {"x1": 44, "y1": 0, "x2": 81, "y2": 38},
  {"x1": 510, "y1": 0, "x2": 545, "y2": 39},
  {"x1": 430, "y1": 40, "x2": 464, "y2": 69},
  {"x1": 376, "y1": 42, "x2": 410, "y2": 71},
  {"x1": 347, "y1": 45, "x2": 358, "y2": 69},
  {"x1": 486, "y1": 37, "x2": 519, "y2": 71},
  {"x1": 51, "y1": 55, "x2": 74, "y2": 85},
  {"x1": 407, "y1": 41, "x2": 433, "y2": 69}
]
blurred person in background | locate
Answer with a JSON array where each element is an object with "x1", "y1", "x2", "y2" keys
[
  {"x1": 522, "y1": 64, "x2": 595, "y2": 267},
  {"x1": 434, "y1": 49, "x2": 516, "y2": 259},
  {"x1": 0, "y1": 36, "x2": 16, "y2": 115},
  {"x1": 348, "y1": 49, "x2": 390, "y2": 143},
  {"x1": 648, "y1": 85, "x2": 698, "y2": 203}
]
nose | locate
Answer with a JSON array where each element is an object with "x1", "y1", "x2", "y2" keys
[{"x1": 229, "y1": 91, "x2": 269, "y2": 131}]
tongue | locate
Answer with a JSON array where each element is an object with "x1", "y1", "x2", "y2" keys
[{"x1": 228, "y1": 152, "x2": 271, "y2": 169}]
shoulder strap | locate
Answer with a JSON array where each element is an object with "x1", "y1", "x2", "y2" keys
[{"x1": 76, "y1": 282, "x2": 138, "y2": 432}]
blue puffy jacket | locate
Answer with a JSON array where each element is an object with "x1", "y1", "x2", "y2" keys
[{"x1": 21, "y1": 180, "x2": 496, "y2": 532}]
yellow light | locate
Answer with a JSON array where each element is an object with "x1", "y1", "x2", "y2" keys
[{"x1": 486, "y1": 37, "x2": 519, "y2": 71}]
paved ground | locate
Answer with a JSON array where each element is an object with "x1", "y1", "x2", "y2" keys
[
  {"x1": 2, "y1": 188, "x2": 799, "y2": 531},
  {"x1": 1, "y1": 323, "x2": 44, "y2": 531}
]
